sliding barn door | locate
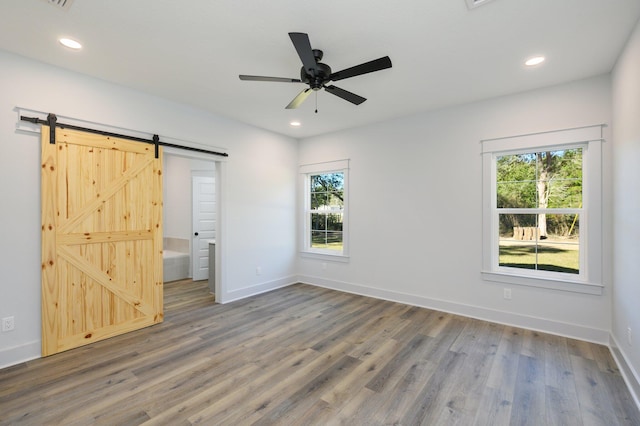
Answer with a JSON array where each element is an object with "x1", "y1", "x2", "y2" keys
[{"x1": 41, "y1": 126, "x2": 163, "y2": 356}]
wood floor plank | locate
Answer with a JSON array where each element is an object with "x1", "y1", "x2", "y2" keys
[
  {"x1": 141, "y1": 362, "x2": 262, "y2": 425},
  {"x1": 542, "y1": 333, "x2": 582, "y2": 425},
  {"x1": 400, "y1": 349, "x2": 468, "y2": 425},
  {"x1": 570, "y1": 354, "x2": 622, "y2": 425},
  {"x1": 64, "y1": 356, "x2": 215, "y2": 424},
  {"x1": 324, "y1": 338, "x2": 402, "y2": 401},
  {"x1": 328, "y1": 387, "x2": 379, "y2": 425},
  {"x1": 472, "y1": 386, "x2": 514, "y2": 426},
  {"x1": 182, "y1": 347, "x2": 320, "y2": 424},
  {"x1": 544, "y1": 384, "x2": 582, "y2": 426},
  {"x1": 365, "y1": 333, "x2": 433, "y2": 393},
  {"x1": 510, "y1": 354, "x2": 547, "y2": 425},
  {"x1": 251, "y1": 354, "x2": 362, "y2": 425},
  {"x1": 376, "y1": 356, "x2": 438, "y2": 424},
  {"x1": 0, "y1": 279, "x2": 638, "y2": 425},
  {"x1": 485, "y1": 326, "x2": 524, "y2": 401},
  {"x1": 215, "y1": 342, "x2": 354, "y2": 425},
  {"x1": 599, "y1": 368, "x2": 640, "y2": 425}
]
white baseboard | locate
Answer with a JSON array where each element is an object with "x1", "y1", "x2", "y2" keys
[
  {"x1": 0, "y1": 340, "x2": 40, "y2": 370},
  {"x1": 609, "y1": 334, "x2": 640, "y2": 411},
  {"x1": 217, "y1": 275, "x2": 297, "y2": 304},
  {"x1": 297, "y1": 274, "x2": 610, "y2": 344}
]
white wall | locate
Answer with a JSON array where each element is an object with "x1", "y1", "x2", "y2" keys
[
  {"x1": 612, "y1": 18, "x2": 640, "y2": 402},
  {"x1": 298, "y1": 75, "x2": 613, "y2": 343},
  {"x1": 0, "y1": 50, "x2": 298, "y2": 368}
]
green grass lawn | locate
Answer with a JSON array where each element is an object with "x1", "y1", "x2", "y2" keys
[
  {"x1": 499, "y1": 242, "x2": 579, "y2": 274},
  {"x1": 311, "y1": 235, "x2": 343, "y2": 251},
  {"x1": 311, "y1": 242, "x2": 343, "y2": 251}
]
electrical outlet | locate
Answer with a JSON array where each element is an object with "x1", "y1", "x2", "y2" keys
[
  {"x1": 628, "y1": 327, "x2": 632, "y2": 346},
  {"x1": 321, "y1": 262, "x2": 327, "y2": 271},
  {"x1": 256, "y1": 266, "x2": 262, "y2": 276},
  {"x1": 2, "y1": 316, "x2": 15, "y2": 332},
  {"x1": 503, "y1": 288, "x2": 512, "y2": 300}
]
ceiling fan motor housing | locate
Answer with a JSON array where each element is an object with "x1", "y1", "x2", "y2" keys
[{"x1": 301, "y1": 50, "x2": 331, "y2": 90}]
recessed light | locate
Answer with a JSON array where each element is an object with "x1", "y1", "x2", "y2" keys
[
  {"x1": 525, "y1": 56, "x2": 545, "y2": 67},
  {"x1": 59, "y1": 38, "x2": 82, "y2": 50},
  {"x1": 290, "y1": 121, "x2": 301, "y2": 127}
]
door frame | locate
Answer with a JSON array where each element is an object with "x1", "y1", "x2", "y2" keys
[{"x1": 163, "y1": 147, "x2": 226, "y2": 301}]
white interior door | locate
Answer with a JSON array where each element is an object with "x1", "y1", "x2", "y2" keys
[{"x1": 192, "y1": 175, "x2": 216, "y2": 281}]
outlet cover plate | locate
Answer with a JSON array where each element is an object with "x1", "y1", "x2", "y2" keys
[{"x1": 2, "y1": 316, "x2": 15, "y2": 332}]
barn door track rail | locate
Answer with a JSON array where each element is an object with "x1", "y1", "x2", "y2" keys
[{"x1": 21, "y1": 113, "x2": 229, "y2": 159}]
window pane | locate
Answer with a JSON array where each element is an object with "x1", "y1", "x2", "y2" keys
[
  {"x1": 310, "y1": 172, "x2": 345, "y2": 212},
  {"x1": 544, "y1": 213, "x2": 580, "y2": 239},
  {"x1": 497, "y1": 149, "x2": 582, "y2": 209},
  {"x1": 311, "y1": 173, "x2": 344, "y2": 192},
  {"x1": 499, "y1": 241, "x2": 538, "y2": 271},
  {"x1": 546, "y1": 148, "x2": 582, "y2": 208},
  {"x1": 311, "y1": 230, "x2": 343, "y2": 251},
  {"x1": 312, "y1": 193, "x2": 344, "y2": 211},
  {"x1": 497, "y1": 153, "x2": 536, "y2": 208},
  {"x1": 328, "y1": 192, "x2": 344, "y2": 209},
  {"x1": 536, "y1": 241, "x2": 579, "y2": 274},
  {"x1": 499, "y1": 213, "x2": 537, "y2": 238},
  {"x1": 497, "y1": 181, "x2": 537, "y2": 208},
  {"x1": 499, "y1": 213, "x2": 579, "y2": 274},
  {"x1": 311, "y1": 230, "x2": 327, "y2": 248},
  {"x1": 311, "y1": 213, "x2": 326, "y2": 231},
  {"x1": 326, "y1": 213, "x2": 343, "y2": 231},
  {"x1": 325, "y1": 232, "x2": 343, "y2": 250},
  {"x1": 311, "y1": 193, "x2": 328, "y2": 210}
]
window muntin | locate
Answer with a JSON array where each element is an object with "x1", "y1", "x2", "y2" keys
[{"x1": 496, "y1": 148, "x2": 582, "y2": 275}]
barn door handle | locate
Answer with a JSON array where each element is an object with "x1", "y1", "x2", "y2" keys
[{"x1": 194, "y1": 232, "x2": 199, "y2": 236}]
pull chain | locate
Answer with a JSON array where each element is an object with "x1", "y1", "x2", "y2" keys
[{"x1": 315, "y1": 91, "x2": 318, "y2": 114}]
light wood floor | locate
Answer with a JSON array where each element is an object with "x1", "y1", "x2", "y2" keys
[{"x1": 1, "y1": 280, "x2": 638, "y2": 425}]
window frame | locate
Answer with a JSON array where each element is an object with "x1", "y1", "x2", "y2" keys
[
  {"x1": 300, "y1": 160, "x2": 349, "y2": 261},
  {"x1": 481, "y1": 126, "x2": 604, "y2": 295}
]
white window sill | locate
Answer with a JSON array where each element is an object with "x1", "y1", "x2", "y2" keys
[
  {"x1": 481, "y1": 271, "x2": 603, "y2": 295},
  {"x1": 300, "y1": 251, "x2": 350, "y2": 263}
]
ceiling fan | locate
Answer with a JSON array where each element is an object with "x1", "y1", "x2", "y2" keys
[{"x1": 239, "y1": 32, "x2": 392, "y2": 109}]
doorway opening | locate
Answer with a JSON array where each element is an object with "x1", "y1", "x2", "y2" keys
[{"x1": 162, "y1": 149, "x2": 222, "y2": 301}]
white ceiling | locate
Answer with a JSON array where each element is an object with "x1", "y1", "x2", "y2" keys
[{"x1": 1, "y1": 0, "x2": 639, "y2": 138}]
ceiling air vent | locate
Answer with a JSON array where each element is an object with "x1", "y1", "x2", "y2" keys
[
  {"x1": 41, "y1": 0, "x2": 75, "y2": 10},
  {"x1": 465, "y1": 0, "x2": 496, "y2": 9}
]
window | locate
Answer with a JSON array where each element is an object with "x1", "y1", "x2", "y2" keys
[
  {"x1": 482, "y1": 126, "x2": 603, "y2": 294},
  {"x1": 310, "y1": 172, "x2": 344, "y2": 251},
  {"x1": 300, "y1": 160, "x2": 349, "y2": 259},
  {"x1": 497, "y1": 148, "x2": 582, "y2": 274}
]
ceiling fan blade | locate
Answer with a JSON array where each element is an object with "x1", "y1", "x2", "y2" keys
[
  {"x1": 329, "y1": 56, "x2": 392, "y2": 82},
  {"x1": 324, "y1": 85, "x2": 366, "y2": 105},
  {"x1": 286, "y1": 88, "x2": 313, "y2": 109},
  {"x1": 289, "y1": 32, "x2": 318, "y2": 75},
  {"x1": 239, "y1": 75, "x2": 302, "y2": 83}
]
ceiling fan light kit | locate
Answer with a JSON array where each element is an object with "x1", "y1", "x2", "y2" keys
[{"x1": 239, "y1": 32, "x2": 392, "y2": 110}]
